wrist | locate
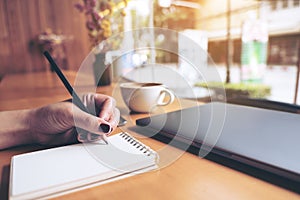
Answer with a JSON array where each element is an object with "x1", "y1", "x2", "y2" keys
[
  {"x1": 0, "y1": 109, "x2": 34, "y2": 149},
  {"x1": 23, "y1": 109, "x2": 36, "y2": 144},
  {"x1": 13, "y1": 109, "x2": 35, "y2": 146}
]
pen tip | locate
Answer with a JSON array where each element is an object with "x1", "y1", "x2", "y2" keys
[{"x1": 101, "y1": 134, "x2": 109, "y2": 145}]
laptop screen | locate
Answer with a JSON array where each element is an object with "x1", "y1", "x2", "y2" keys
[{"x1": 136, "y1": 102, "x2": 300, "y2": 190}]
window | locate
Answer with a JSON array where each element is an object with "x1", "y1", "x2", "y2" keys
[
  {"x1": 293, "y1": 0, "x2": 300, "y2": 7},
  {"x1": 282, "y1": 0, "x2": 288, "y2": 8},
  {"x1": 270, "y1": 0, "x2": 278, "y2": 10}
]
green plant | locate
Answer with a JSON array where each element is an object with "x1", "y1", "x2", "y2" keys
[{"x1": 195, "y1": 81, "x2": 271, "y2": 99}]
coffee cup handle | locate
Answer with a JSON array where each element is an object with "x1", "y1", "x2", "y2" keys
[{"x1": 157, "y1": 89, "x2": 175, "y2": 106}]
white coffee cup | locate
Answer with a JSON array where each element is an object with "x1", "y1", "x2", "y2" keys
[{"x1": 120, "y1": 82, "x2": 175, "y2": 113}]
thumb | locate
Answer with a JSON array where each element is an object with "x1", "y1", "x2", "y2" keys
[{"x1": 72, "y1": 106, "x2": 112, "y2": 134}]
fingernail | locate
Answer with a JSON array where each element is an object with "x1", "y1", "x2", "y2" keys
[{"x1": 99, "y1": 124, "x2": 111, "y2": 133}]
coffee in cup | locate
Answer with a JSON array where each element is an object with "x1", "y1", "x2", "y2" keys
[{"x1": 120, "y1": 82, "x2": 175, "y2": 113}]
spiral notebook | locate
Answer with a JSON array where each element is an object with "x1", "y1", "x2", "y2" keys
[{"x1": 9, "y1": 132, "x2": 159, "y2": 200}]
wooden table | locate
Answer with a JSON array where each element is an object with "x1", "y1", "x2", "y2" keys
[{"x1": 0, "y1": 71, "x2": 299, "y2": 200}]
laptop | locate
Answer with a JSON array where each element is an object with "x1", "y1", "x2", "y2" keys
[{"x1": 136, "y1": 102, "x2": 300, "y2": 192}]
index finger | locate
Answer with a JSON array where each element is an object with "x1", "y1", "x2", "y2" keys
[{"x1": 95, "y1": 94, "x2": 116, "y2": 121}]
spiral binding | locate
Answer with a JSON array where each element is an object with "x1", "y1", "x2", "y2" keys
[{"x1": 120, "y1": 132, "x2": 157, "y2": 157}]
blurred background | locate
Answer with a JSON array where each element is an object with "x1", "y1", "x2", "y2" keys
[{"x1": 1, "y1": 0, "x2": 300, "y2": 104}]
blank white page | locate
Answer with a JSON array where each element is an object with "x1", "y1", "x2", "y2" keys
[{"x1": 10, "y1": 132, "x2": 158, "y2": 199}]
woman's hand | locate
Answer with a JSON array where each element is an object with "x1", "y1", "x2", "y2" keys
[
  {"x1": 31, "y1": 93, "x2": 120, "y2": 145},
  {"x1": 0, "y1": 93, "x2": 120, "y2": 149}
]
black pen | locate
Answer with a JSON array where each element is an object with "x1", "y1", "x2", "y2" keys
[{"x1": 43, "y1": 51, "x2": 109, "y2": 144}]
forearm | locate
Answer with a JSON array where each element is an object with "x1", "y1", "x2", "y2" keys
[{"x1": 0, "y1": 109, "x2": 34, "y2": 150}]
